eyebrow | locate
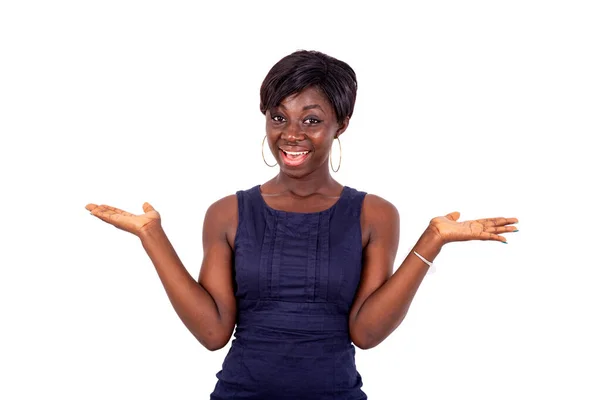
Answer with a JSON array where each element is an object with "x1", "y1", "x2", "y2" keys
[{"x1": 276, "y1": 104, "x2": 324, "y2": 112}]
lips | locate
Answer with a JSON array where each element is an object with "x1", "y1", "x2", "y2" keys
[
  {"x1": 279, "y1": 147, "x2": 311, "y2": 167},
  {"x1": 279, "y1": 145, "x2": 311, "y2": 152}
]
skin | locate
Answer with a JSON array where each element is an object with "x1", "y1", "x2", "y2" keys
[{"x1": 85, "y1": 86, "x2": 519, "y2": 351}]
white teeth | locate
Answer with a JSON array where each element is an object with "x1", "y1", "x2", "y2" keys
[{"x1": 284, "y1": 150, "x2": 309, "y2": 156}]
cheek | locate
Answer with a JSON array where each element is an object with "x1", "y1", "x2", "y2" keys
[
  {"x1": 262, "y1": 133, "x2": 277, "y2": 153},
  {"x1": 312, "y1": 133, "x2": 335, "y2": 150},
  {"x1": 264, "y1": 128, "x2": 278, "y2": 143}
]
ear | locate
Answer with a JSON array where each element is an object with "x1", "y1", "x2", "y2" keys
[{"x1": 335, "y1": 116, "x2": 350, "y2": 138}]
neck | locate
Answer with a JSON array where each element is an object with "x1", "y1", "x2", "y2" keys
[{"x1": 272, "y1": 164, "x2": 339, "y2": 197}]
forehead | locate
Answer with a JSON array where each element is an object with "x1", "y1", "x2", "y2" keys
[{"x1": 278, "y1": 86, "x2": 333, "y2": 111}]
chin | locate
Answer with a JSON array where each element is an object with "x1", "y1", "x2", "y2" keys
[{"x1": 280, "y1": 161, "x2": 328, "y2": 179}]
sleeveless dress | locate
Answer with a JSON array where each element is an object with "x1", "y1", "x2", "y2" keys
[{"x1": 210, "y1": 185, "x2": 368, "y2": 400}]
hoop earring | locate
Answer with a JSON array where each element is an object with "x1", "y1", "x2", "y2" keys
[
  {"x1": 262, "y1": 135, "x2": 277, "y2": 167},
  {"x1": 330, "y1": 136, "x2": 342, "y2": 172}
]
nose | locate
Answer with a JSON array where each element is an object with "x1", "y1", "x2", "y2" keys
[{"x1": 281, "y1": 123, "x2": 305, "y2": 142}]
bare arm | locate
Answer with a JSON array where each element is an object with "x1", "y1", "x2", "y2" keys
[
  {"x1": 349, "y1": 195, "x2": 443, "y2": 350},
  {"x1": 138, "y1": 195, "x2": 238, "y2": 351}
]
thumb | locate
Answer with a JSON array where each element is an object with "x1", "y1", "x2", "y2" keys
[
  {"x1": 142, "y1": 202, "x2": 155, "y2": 213},
  {"x1": 445, "y1": 211, "x2": 460, "y2": 221}
]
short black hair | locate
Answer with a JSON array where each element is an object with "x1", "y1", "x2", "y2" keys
[{"x1": 259, "y1": 50, "x2": 357, "y2": 125}]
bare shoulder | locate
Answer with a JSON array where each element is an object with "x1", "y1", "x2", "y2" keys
[
  {"x1": 204, "y1": 193, "x2": 238, "y2": 248},
  {"x1": 363, "y1": 193, "x2": 398, "y2": 212},
  {"x1": 362, "y1": 193, "x2": 400, "y2": 225},
  {"x1": 206, "y1": 193, "x2": 238, "y2": 218},
  {"x1": 358, "y1": 193, "x2": 399, "y2": 247}
]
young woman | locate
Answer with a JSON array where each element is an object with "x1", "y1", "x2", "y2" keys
[{"x1": 86, "y1": 50, "x2": 518, "y2": 399}]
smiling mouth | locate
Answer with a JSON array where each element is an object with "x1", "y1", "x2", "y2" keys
[{"x1": 280, "y1": 149, "x2": 311, "y2": 166}]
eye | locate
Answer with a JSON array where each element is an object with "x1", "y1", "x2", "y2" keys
[
  {"x1": 271, "y1": 115, "x2": 285, "y2": 123},
  {"x1": 304, "y1": 117, "x2": 321, "y2": 125}
]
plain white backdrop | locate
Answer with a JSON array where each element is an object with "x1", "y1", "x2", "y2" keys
[{"x1": 1, "y1": 1, "x2": 598, "y2": 399}]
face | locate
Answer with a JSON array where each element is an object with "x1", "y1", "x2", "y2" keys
[{"x1": 265, "y1": 86, "x2": 349, "y2": 177}]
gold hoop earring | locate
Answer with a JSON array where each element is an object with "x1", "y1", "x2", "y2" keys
[
  {"x1": 262, "y1": 135, "x2": 277, "y2": 167},
  {"x1": 330, "y1": 136, "x2": 342, "y2": 172}
]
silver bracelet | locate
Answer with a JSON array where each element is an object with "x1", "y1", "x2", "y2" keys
[
  {"x1": 413, "y1": 250, "x2": 432, "y2": 266},
  {"x1": 413, "y1": 251, "x2": 436, "y2": 274}
]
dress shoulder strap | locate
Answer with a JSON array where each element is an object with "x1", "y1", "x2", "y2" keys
[
  {"x1": 235, "y1": 185, "x2": 262, "y2": 221},
  {"x1": 336, "y1": 186, "x2": 367, "y2": 218}
]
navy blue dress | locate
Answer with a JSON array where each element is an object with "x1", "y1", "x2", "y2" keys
[{"x1": 210, "y1": 185, "x2": 368, "y2": 399}]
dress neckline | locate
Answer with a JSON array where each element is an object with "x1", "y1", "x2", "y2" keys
[{"x1": 255, "y1": 185, "x2": 348, "y2": 215}]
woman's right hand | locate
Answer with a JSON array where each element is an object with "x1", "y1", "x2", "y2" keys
[{"x1": 85, "y1": 202, "x2": 161, "y2": 237}]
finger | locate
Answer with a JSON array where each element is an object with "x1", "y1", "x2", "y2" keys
[
  {"x1": 90, "y1": 207, "x2": 125, "y2": 225},
  {"x1": 90, "y1": 204, "x2": 134, "y2": 217},
  {"x1": 143, "y1": 202, "x2": 155, "y2": 213},
  {"x1": 475, "y1": 217, "x2": 506, "y2": 227},
  {"x1": 85, "y1": 203, "x2": 98, "y2": 212},
  {"x1": 495, "y1": 217, "x2": 519, "y2": 225},
  {"x1": 89, "y1": 207, "x2": 113, "y2": 223},
  {"x1": 102, "y1": 205, "x2": 135, "y2": 217},
  {"x1": 480, "y1": 232, "x2": 507, "y2": 243},
  {"x1": 476, "y1": 217, "x2": 518, "y2": 227},
  {"x1": 445, "y1": 211, "x2": 460, "y2": 221},
  {"x1": 90, "y1": 206, "x2": 117, "y2": 218},
  {"x1": 484, "y1": 225, "x2": 519, "y2": 234}
]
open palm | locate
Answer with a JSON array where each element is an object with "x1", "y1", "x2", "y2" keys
[
  {"x1": 429, "y1": 211, "x2": 519, "y2": 244},
  {"x1": 85, "y1": 202, "x2": 161, "y2": 237}
]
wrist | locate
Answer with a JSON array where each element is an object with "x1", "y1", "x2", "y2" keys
[
  {"x1": 424, "y1": 223, "x2": 446, "y2": 246},
  {"x1": 413, "y1": 227, "x2": 444, "y2": 263},
  {"x1": 139, "y1": 222, "x2": 165, "y2": 242}
]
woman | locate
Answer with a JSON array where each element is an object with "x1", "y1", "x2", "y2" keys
[{"x1": 85, "y1": 50, "x2": 518, "y2": 399}]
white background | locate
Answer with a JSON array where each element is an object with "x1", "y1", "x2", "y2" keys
[{"x1": 1, "y1": 1, "x2": 598, "y2": 399}]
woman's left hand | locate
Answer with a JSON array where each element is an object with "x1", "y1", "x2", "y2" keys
[{"x1": 428, "y1": 211, "x2": 519, "y2": 245}]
